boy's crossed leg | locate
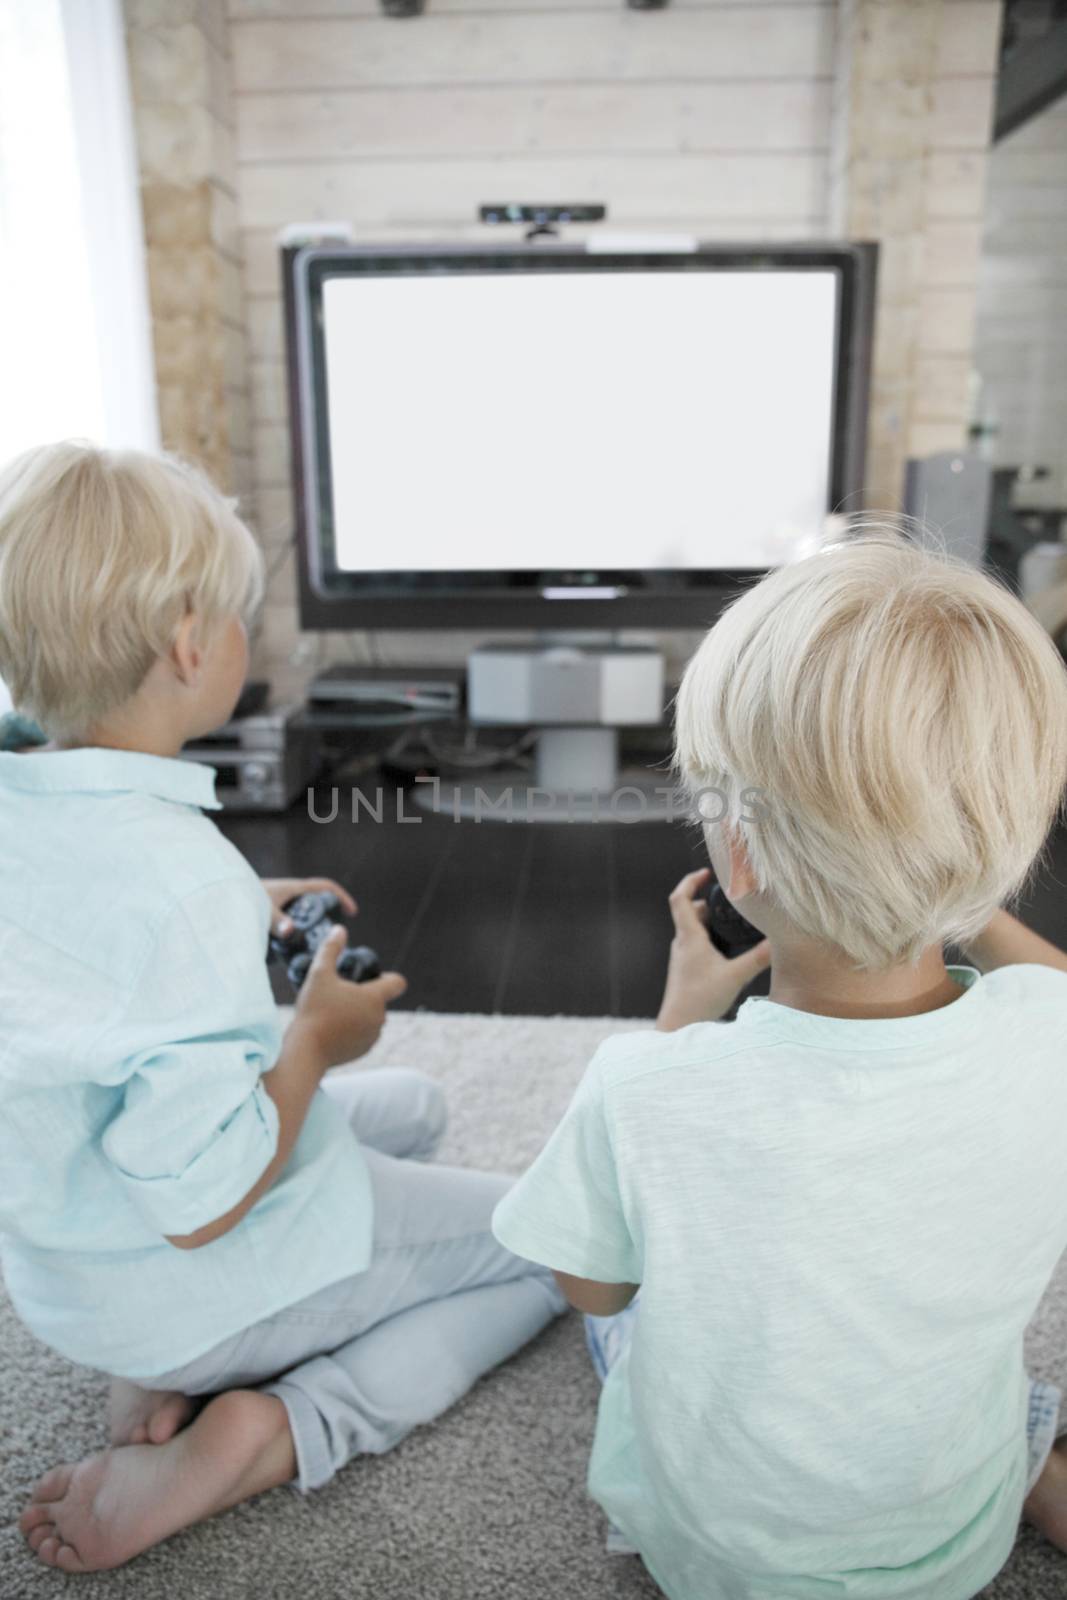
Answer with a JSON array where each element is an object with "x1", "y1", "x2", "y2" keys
[
  {"x1": 106, "y1": 1066, "x2": 444, "y2": 1445},
  {"x1": 22, "y1": 1068, "x2": 564, "y2": 1571},
  {"x1": 321, "y1": 1063, "x2": 449, "y2": 1163}
]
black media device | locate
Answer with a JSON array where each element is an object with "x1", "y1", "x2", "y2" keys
[
  {"x1": 268, "y1": 891, "x2": 381, "y2": 991},
  {"x1": 705, "y1": 884, "x2": 764, "y2": 959}
]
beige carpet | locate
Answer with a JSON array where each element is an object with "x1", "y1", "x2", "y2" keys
[{"x1": 1, "y1": 1010, "x2": 1065, "y2": 1599}]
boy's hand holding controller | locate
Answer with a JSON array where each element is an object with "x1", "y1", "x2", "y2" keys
[
  {"x1": 262, "y1": 876, "x2": 356, "y2": 939},
  {"x1": 657, "y1": 867, "x2": 770, "y2": 1032},
  {"x1": 168, "y1": 925, "x2": 406, "y2": 1251},
  {"x1": 268, "y1": 887, "x2": 382, "y2": 990},
  {"x1": 292, "y1": 926, "x2": 407, "y2": 1068}
]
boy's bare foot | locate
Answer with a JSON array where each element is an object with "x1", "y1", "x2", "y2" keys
[
  {"x1": 108, "y1": 1378, "x2": 195, "y2": 1446},
  {"x1": 1024, "y1": 1440, "x2": 1067, "y2": 1551},
  {"x1": 19, "y1": 1390, "x2": 295, "y2": 1573}
]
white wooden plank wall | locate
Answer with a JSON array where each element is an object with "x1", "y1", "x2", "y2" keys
[
  {"x1": 229, "y1": 0, "x2": 837, "y2": 586},
  {"x1": 222, "y1": 0, "x2": 1005, "y2": 676}
]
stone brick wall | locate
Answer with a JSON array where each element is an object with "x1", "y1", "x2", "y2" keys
[
  {"x1": 123, "y1": 0, "x2": 253, "y2": 502},
  {"x1": 830, "y1": 0, "x2": 1001, "y2": 506}
]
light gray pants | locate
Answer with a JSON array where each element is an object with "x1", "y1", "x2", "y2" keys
[{"x1": 150, "y1": 1068, "x2": 566, "y2": 1490}]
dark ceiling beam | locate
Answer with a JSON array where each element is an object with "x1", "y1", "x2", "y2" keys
[
  {"x1": 995, "y1": 16, "x2": 1067, "y2": 140},
  {"x1": 377, "y1": 0, "x2": 673, "y2": 18}
]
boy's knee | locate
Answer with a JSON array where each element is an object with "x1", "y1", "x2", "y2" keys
[{"x1": 397, "y1": 1070, "x2": 447, "y2": 1157}]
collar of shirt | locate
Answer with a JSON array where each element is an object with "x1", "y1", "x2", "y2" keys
[
  {"x1": 0, "y1": 747, "x2": 221, "y2": 810},
  {"x1": 735, "y1": 964, "x2": 984, "y2": 1050}
]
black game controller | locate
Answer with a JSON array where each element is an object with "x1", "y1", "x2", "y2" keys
[
  {"x1": 704, "y1": 883, "x2": 764, "y2": 959},
  {"x1": 268, "y1": 891, "x2": 381, "y2": 991}
]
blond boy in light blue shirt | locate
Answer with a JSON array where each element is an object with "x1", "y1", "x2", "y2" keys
[
  {"x1": 0, "y1": 441, "x2": 563, "y2": 1573},
  {"x1": 494, "y1": 536, "x2": 1067, "y2": 1600}
]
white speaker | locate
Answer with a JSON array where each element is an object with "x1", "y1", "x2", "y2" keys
[
  {"x1": 903, "y1": 451, "x2": 992, "y2": 567},
  {"x1": 467, "y1": 644, "x2": 664, "y2": 727}
]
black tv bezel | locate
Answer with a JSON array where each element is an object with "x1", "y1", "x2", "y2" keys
[{"x1": 284, "y1": 241, "x2": 876, "y2": 630}]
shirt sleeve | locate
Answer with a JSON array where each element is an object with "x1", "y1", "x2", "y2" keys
[
  {"x1": 492, "y1": 1051, "x2": 640, "y2": 1284},
  {"x1": 99, "y1": 875, "x2": 282, "y2": 1237}
]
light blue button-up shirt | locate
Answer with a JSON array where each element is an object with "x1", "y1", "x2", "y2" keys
[{"x1": 0, "y1": 748, "x2": 372, "y2": 1377}]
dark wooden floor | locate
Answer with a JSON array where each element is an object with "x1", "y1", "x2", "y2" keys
[{"x1": 218, "y1": 781, "x2": 1067, "y2": 1019}]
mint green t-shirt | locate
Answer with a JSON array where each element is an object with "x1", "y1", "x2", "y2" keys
[{"x1": 493, "y1": 964, "x2": 1067, "y2": 1600}]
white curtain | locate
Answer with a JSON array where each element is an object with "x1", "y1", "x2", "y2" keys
[
  {"x1": 0, "y1": 0, "x2": 158, "y2": 463},
  {"x1": 0, "y1": 0, "x2": 157, "y2": 719}
]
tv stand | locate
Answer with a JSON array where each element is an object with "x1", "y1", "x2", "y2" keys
[
  {"x1": 412, "y1": 748, "x2": 677, "y2": 825},
  {"x1": 413, "y1": 642, "x2": 675, "y2": 823}
]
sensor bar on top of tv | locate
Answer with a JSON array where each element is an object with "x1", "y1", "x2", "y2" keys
[{"x1": 479, "y1": 204, "x2": 607, "y2": 226}]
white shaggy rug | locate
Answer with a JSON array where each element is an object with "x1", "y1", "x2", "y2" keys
[{"x1": 1, "y1": 1010, "x2": 1065, "y2": 1599}]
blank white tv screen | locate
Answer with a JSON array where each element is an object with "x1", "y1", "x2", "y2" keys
[{"x1": 320, "y1": 268, "x2": 838, "y2": 574}]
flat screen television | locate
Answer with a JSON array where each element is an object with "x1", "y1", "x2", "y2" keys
[{"x1": 284, "y1": 241, "x2": 876, "y2": 630}]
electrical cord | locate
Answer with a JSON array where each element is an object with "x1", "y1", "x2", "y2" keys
[
  {"x1": 307, "y1": 709, "x2": 456, "y2": 730},
  {"x1": 420, "y1": 725, "x2": 537, "y2": 771},
  {"x1": 316, "y1": 724, "x2": 422, "y2": 785}
]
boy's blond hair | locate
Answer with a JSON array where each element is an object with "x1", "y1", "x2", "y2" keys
[
  {"x1": 0, "y1": 441, "x2": 263, "y2": 738},
  {"x1": 676, "y1": 533, "x2": 1067, "y2": 969}
]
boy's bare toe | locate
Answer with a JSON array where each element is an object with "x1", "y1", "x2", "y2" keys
[
  {"x1": 24, "y1": 1462, "x2": 74, "y2": 1507},
  {"x1": 109, "y1": 1379, "x2": 193, "y2": 1447},
  {"x1": 147, "y1": 1393, "x2": 195, "y2": 1444},
  {"x1": 53, "y1": 1540, "x2": 90, "y2": 1574},
  {"x1": 19, "y1": 1465, "x2": 74, "y2": 1560},
  {"x1": 34, "y1": 1531, "x2": 87, "y2": 1573},
  {"x1": 20, "y1": 1498, "x2": 59, "y2": 1535},
  {"x1": 39, "y1": 1534, "x2": 66, "y2": 1567},
  {"x1": 26, "y1": 1520, "x2": 56, "y2": 1553},
  {"x1": 19, "y1": 1390, "x2": 295, "y2": 1572}
]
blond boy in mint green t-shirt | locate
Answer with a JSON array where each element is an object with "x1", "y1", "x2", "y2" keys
[{"x1": 495, "y1": 536, "x2": 1067, "y2": 1600}]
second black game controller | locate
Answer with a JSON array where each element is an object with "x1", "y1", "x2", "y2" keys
[
  {"x1": 704, "y1": 883, "x2": 764, "y2": 959},
  {"x1": 268, "y1": 890, "x2": 382, "y2": 991}
]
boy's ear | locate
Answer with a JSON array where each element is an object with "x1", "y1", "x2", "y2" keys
[
  {"x1": 725, "y1": 828, "x2": 760, "y2": 902},
  {"x1": 170, "y1": 613, "x2": 202, "y2": 687}
]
